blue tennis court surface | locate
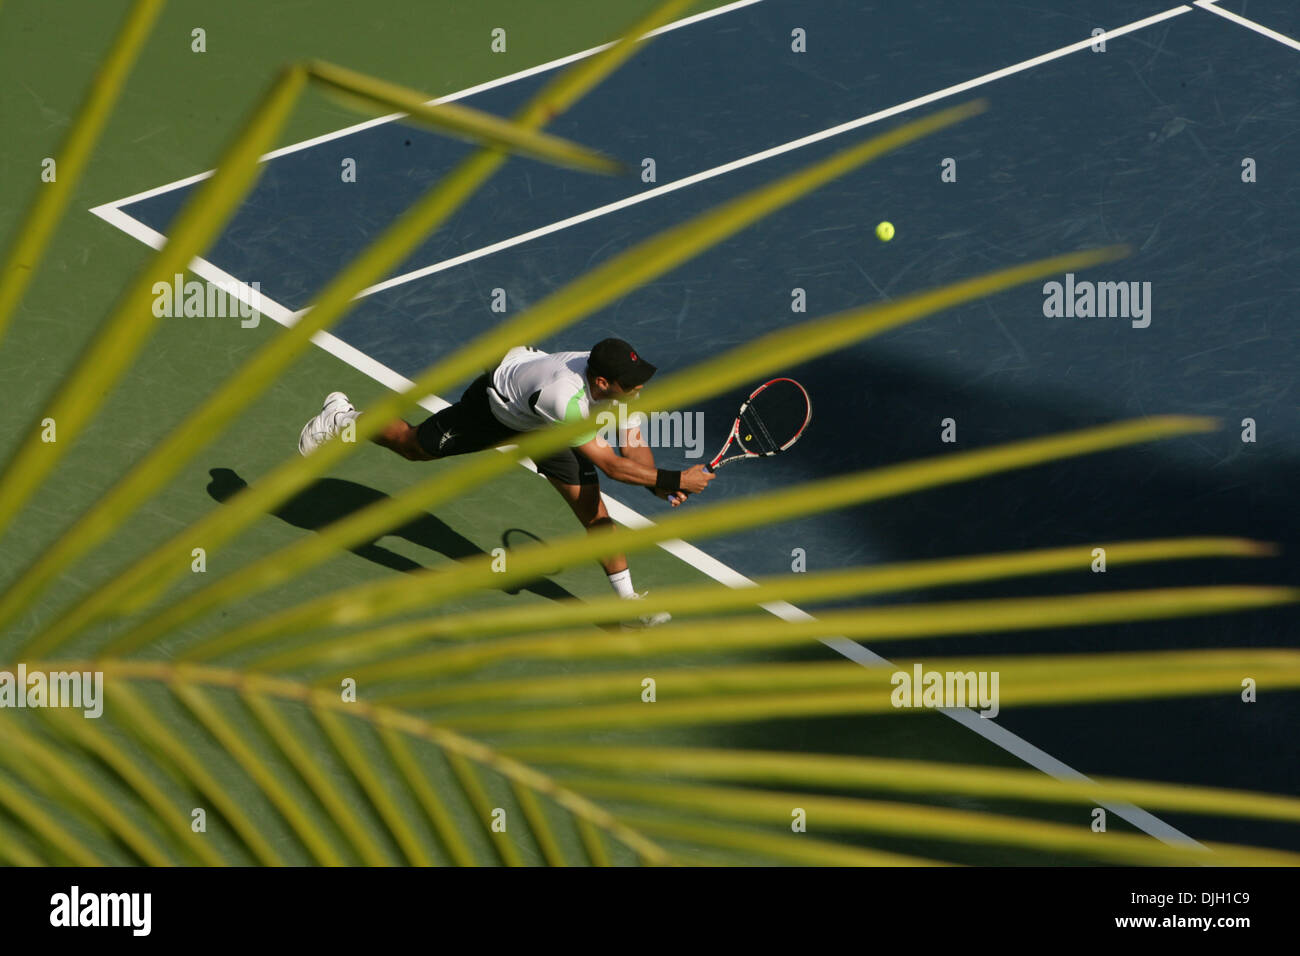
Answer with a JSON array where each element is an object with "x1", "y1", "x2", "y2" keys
[{"x1": 96, "y1": 0, "x2": 1298, "y2": 847}]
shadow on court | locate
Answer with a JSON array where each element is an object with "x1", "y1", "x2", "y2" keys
[
  {"x1": 688, "y1": 348, "x2": 1300, "y2": 851},
  {"x1": 205, "y1": 468, "x2": 579, "y2": 604}
]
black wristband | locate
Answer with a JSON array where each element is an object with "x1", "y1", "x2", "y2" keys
[{"x1": 656, "y1": 468, "x2": 681, "y2": 493}]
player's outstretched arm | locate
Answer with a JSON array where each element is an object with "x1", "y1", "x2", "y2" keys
[
  {"x1": 576, "y1": 436, "x2": 713, "y2": 500},
  {"x1": 619, "y1": 423, "x2": 687, "y2": 506}
]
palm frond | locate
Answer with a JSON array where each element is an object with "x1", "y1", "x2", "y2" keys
[
  {"x1": 0, "y1": 0, "x2": 1291, "y2": 869},
  {"x1": 112, "y1": 242, "x2": 1127, "y2": 656},
  {"x1": 0, "y1": 0, "x2": 166, "y2": 348},
  {"x1": 3, "y1": 658, "x2": 1292, "y2": 865},
  {"x1": 0, "y1": 21, "x2": 649, "y2": 640},
  {"x1": 24, "y1": 98, "x2": 990, "y2": 659},
  {"x1": 304, "y1": 60, "x2": 622, "y2": 173},
  {"x1": 507, "y1": 745, "x2": 1300, "y2": 824},
  {"x1": 557, "y1": 777, "x2": 1300, "y2": 866},
  {"x1": 320, "y1": 587, "x2": 1297, "y2": 692},
  {"x1": 404, "y1": 650, "x2": 1299, "y2": 732},
  {"x1": 249, "y1": 537, "x2": 1275, "y2": 673},
  {"x1": 176, "y1": 416, "x2": 1219, "y2": 662}
]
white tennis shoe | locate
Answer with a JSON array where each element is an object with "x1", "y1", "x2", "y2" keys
[
  {"x1": 621, "y1": 591, "x2": 672, "y2": 630},
  {"x1": 298, "y1": 391, "x2": 357, "y2": 456}
]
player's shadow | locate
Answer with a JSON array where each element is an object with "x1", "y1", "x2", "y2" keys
[{"x1": 205, "y1": 468, "x2": 577, "y2": 603}]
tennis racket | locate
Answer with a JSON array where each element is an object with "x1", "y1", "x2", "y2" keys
[{"x1": 707, "y1": 378, "x2": 811, "y2": 471}]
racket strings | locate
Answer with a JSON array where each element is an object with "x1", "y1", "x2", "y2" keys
[
  {"x1": 711, "y1": 378, "x2": 810, "y2": 468},
  {"x1": 739, "y1": 381, "x2": 808, "y2": 454},
  {"x1": 740, "y1": 405, "x2": 781, "y2": 454}
]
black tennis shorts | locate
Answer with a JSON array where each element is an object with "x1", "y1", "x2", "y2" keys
[{"x1": 415, "y1": 374, "x2": 598, "y2": 486}]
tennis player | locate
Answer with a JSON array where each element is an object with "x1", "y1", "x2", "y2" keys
[{"x1": 298, "y1": 338, "x2": 713, "y2": 626}]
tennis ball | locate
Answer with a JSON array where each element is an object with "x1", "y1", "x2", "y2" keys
[
  {"x1": 876, "y1": 221, "x2": 895, "y2": 242},
  {"x1": 745, "y1": 434, "x2": 752, "y2": 441}
]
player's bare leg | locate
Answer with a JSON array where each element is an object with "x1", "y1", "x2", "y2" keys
[
  {"x1": 545, "y1": 476, "x2": 669, "y2": 627},
  {"x1": 372, "y1": 419, "x2": 434, "y2": 461},
  {"x1": 545, "y1": 478, "x2": 626, "y2": 575}
]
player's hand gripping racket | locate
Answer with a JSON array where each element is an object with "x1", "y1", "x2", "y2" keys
[{"x1": 707, "y1": 377, "x2": 812, "y2": 471}]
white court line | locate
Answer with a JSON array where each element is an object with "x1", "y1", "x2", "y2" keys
[
  {"x1": 89, "y1": 6, "x2": 1203, "y2": 849},
  {"x1": 89, "y1": 204, "x2": 452, "y2": 412},
  {"x1": 1195, "y1": 0, "x2": 1300, "y2": 51},
  {"x1": 99, "y1": 4, "x2": 1198, "y2": 305},
  {"x1": 353, "y1": 5, "x2": 1197, "y2": 300},
  {"x1": 95, "y1": 0, "x2": 768, "y2": 211}
]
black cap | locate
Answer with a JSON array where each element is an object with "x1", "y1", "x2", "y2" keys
[{"x1": 588, "y1": 338, "x2": 656, "y2": 388}]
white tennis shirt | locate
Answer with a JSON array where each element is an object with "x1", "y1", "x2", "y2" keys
[{"x1": 487, "y1": 346, "x2": 599, "y2": 445}]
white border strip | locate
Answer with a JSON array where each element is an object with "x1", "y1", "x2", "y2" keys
[
  {"x1": 88, "y1": 4, "x2": 1201, "y2": 849},
  {"x1": 1195, "y1": 0, "x2": 1300, "y2": 51}
]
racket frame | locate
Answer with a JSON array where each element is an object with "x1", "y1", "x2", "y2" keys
[{"x1": 707, "y1": 377, "x2": 812, "y2": 471}]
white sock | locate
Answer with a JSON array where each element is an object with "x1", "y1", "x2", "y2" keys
[{"x1": 606, "y1": 568, "x2": 635, "y2": 599}]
